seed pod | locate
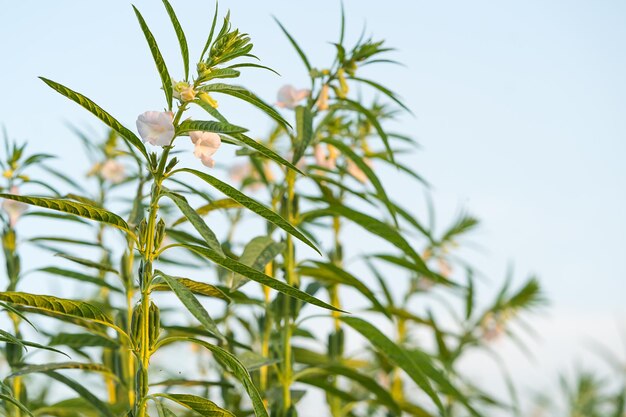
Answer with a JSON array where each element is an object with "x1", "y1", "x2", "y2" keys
[
  {"x1": 148, "y1": 302, "x2": 160, "y2": 349},
  {"x1": 137, "y1": 219, "x2": 147, "y2": 250},
  {"x1": 154, "y1": 218, "x2": 165, "y2": 250},
  {"x1": 130, "y1": 304, "x2": 142, "y2": 345}
]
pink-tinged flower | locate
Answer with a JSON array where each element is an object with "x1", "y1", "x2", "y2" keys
[
  {"x1": 276, "y1": 85, "x2": 310, "y2": 109},
  {"x1": 190, "y1": 131, "x2": 221, "y2": 168},
  {"x1": 228, "y1": 162, "x2": 251, "y2": 183},
  {"x1": 100, "y1": 159, "x2": 126, "y2": 184},
  {"x1": 313, "y1": 144, "x2": 337, "y2": 170},
  {"x1": 136, "y1": 111, "x2": 175, "y2": 146},
  {"x1": 2, "y1": 186, "x2": 27, "y2": 227},
  {"x1": 172, "y1": 81, "x2": 197, "y2": 102},
  {"x1": 346, "y1": 160, "x2": 368, "y2": 183},
  {"x1": 481, "y1": 313, "x2": 506, "y2": 342}
]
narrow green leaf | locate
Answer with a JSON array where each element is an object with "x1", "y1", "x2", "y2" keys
[
  {"x1": 45, "y1": 371, "x2": 116, "y2": 417},
  {"x1": 163, "y1": 190, "x2": 224, "y2": 257},
  {"x1": 323, "y1": 137, "x2": 397, "y2": 223},
  {"x1": 176, "y1": 119, "x2": 247, "y2": 136},
  {"x1": 49, "y1": 332, "x2": 120, "y2": 349},
  {"x1": 173, "y1": 198, "x2": 241, "y2": 226},
  {"x1": 161, "y1": 0, "x2": 189, "y2": 79},
  {"x1": 0, "y1": 394, "x2": 34, "y2": 417},
  {"x1": 231, "y1": 236, "x2": 285, "y2": 290},
  {"x1": 302, "y1": 205, "x2": 425, "y2": 267},
  {"x1": 0, "y1": 292, "x2": 123, "y2": 335},
  {"x1": 298, "y1": 262, "x2": 389, "y2": 318},
  {"x1": 55, "y1": 253, "x2": 119, "y2": 274},
  {"x1": 10, "y1": 362, "x2": 114, "y2": 379},
  {"x1": 164, "y1": 337, "x2": 268, "y2": 417},
  {"x1": 349, "y1": 76, "x2": 412, "y2": 114},
  {"x1": 273, "y1": 18, "x2": 311, "y2": 72},
  {"x1": 39, "y1": 267, "x2": 122, "y2": 293},
  {"x1": 157, "y1": 270, "x2": 225, "y2": 341},
  {"x1": 152, "y1": 277, "x2": 230, "y2": 303},
  {"x1": 339, "y1": 316, "x2": 444, "y2": 413},
  {"x1": 0, "y1": 194, "x2": 132, "y2": 236},
  {"x1": 292, "y1": 105, "x2": 313, "y2": 164},
  {"x1": 202, "y1": 83, "x2": 291, "y2": 129},
  {"x1": 152, "y1": 393, "x2": 234, "y2": 417},
  {"x1": 177, "y1": 168, "x2": 320, "y2": 254},
  {"x1": 133, "y1": 5, "x2": 173, "y2": 109},
  {"x1": 233, "y1": 133, "x2": 303, "y2": 174},
  {"x1": 38, "y1": 77, "x2": 148, "y2": 158},
  {"x1": 339, "y1": 97, "x2": 393, "y2": 163},
  {"x1": 181, "y1": 244, "x2": 342, "y2": 312}
]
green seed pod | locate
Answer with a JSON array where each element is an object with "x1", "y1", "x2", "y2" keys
[
  {"x1": 154, "y1": 218, "x2": 165, "y2": 250},
  {"x1": 137, "y1": 219, "x2": 147, "y2": 250},
  {"x1": 148, "y1": 302, "x2": 160, "y2": 349},
  {"x1": 130, "y1": 304, "x2": 142, "y2": 345}
]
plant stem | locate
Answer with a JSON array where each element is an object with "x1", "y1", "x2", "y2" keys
[{"x1": 281, "y1": 169, "x2": 297, "y2": 414}]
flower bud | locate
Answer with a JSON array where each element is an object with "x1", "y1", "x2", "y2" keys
[
  {"x1": 198, "y1": 92, "x2": 219, "y2": 109},
  {"x1": 316, "y1": 85, "x2": 330, "y2": 111}
]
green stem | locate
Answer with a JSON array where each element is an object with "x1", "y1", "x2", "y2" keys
[{"x1": 281, "y1": 169, "x2": 297, "y2": 414}]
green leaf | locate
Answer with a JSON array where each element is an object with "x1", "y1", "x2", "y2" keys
[
  {"x1": 231, "y1": 236, "x2": 285, "y2": 290},
  {"x1": 161, "y1": 0, "x2": 189, "y2": 79},
  {"x1": 39, "y1": 267, "x2": 122, "y2": 293},
  {"x1": 177, "y1": 168, "x2": 319, "y2": 254},
  {"x1": 0, "y1": 292, "x2": 123, "y2": 335},
  {"x1": 322, "y1": 138, "x2": 397, "y2": 223},
  {"x1": 339, "y1": 316, "x2": 444, "y2": 413},
  {"x1": 339, "y1": 97, "x2": 393, "y2": 163},
  {"x1": 292, "y1": 105, "x2": 313, "y2": 164},
  {"x1": 302, "y1": 205, "x2": 425, "y2": 267},
  {"x1": 157, "y1": 270, "x2": 225, "y2": 341},
  {"x1": 181, "y1": 244, "x2": 342, "y2": 312},
  {"x1": 163, "y1": 190, "x2": 224, "y2": 257},
  {"x1": 176, "y1": 119, "x2": 247, "y2": 136},
  {"x1": 273, "y1": 18, "x2": 311, "y2": 72},
  {"x1": 298, "y1": 261, "x2": 389, "y2": 318},
  {"x1": 173, "y1": 198, "x2": 241, "y2": 226},
  {"x1": 133, "y1": 5, "x2": 173, "y2": 109},
  {"x1": 233, "y1": 133, "x2": 303, "y2": 174},
  {"x1": 0, "y1": 394, "x2": 34, "y2": 417},
  {"x1": 153, "y1": 393, "x2": 234, "y2": 417},
  {"x1": 49, "y1": 332, "x2": 120, "y2": 349},
  {"x1": 0, "y1": 194, "x2": 133, "y2": 236},
  {"x1": 152, "y1": 278, "x2": 230, "y2": 303},
  {"x1": 163, "y1": 337, "x2": 268, "y2": 417},
  {"x1": 55, "y1": 253, "x2": 119, "y2": 274},
  {"x1": 38, "y1": 77, "x2": 148, "y2": 159},
  {"x1": 202, "y1": 83, "x2": 291, "y2": 129},
  {"x1": 45, "y1": 371, "x2": 116, "y2": 417},
  {"x1": 349, "y1": 76, "x2": 412, "y2": 114},
  {"x1": 319, "y1": 364, "x2": 400, "y2": 414},
  {"x1": 10, "y1": 362, "x2": 115, "y2": 379}
]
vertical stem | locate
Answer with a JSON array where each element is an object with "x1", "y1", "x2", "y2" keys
[{"x1": 281, "y1": 169, "x2": 297, "y2": 414}]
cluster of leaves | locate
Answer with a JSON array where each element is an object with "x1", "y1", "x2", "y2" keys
[{"x1": 0, "y1": 2, "x2": 558, "y2": 417}]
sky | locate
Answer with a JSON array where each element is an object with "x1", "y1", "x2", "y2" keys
[{"x1": 0, "y1": 0, "x2": 625, "y2": 412}]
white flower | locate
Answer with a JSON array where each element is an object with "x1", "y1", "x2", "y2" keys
[
  {"x1": 136, "y1": 111, "x2": 175, "y2": 146},
  {"x1": 190, "y1": 131, "x2": 221, "y2": 168},
  {"x1": 276, "y1": 85, "x2": 310, "y2": 109},
  {"x1": 100, "y1": 159, "x2": 126, "y2": 184},
  {"x1": 2, "y1": 186, "x2": 27, "y2": 227}
]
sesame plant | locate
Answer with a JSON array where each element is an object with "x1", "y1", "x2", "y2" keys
[{"x1": 0, "y1": 2, "x2": 568, "y2": 417}]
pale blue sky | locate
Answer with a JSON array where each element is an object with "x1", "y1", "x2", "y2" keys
[{"x1": 1, "y1": 0, "x2": 625, "y2": 408}]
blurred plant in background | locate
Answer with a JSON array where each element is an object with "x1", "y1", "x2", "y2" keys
[{"x1": 0, "y1": 2, "x2": 619, "y2": 417}]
